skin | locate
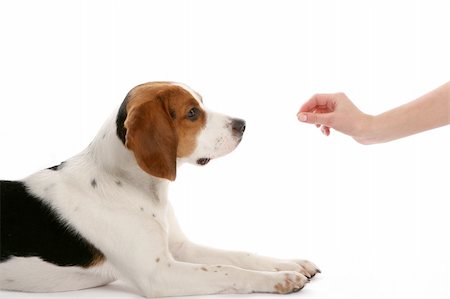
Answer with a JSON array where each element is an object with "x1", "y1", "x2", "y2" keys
[{"x1": 297, "y1": 81, "x2": 450, "y2": 145}]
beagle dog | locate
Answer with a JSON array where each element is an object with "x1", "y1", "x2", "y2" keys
[{"x1": 0, "y1": 82, "x2": 319, "y2": 297}]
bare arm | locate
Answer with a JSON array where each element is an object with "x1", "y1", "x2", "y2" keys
[
  {"x1": 364, "y1": 81, "x2": 450, "y2": 144},
  {"x1": 297, "y1": 81, "x2": 450, "y2": 144}
]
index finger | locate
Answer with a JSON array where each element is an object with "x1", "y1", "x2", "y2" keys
[{"x1": 298, "y1": 94, "x2": 335, "y2": 113}]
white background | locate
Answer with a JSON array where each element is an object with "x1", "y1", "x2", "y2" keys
[{"x1": 1, "y1": 0, "x2": 449, "y2": 298}]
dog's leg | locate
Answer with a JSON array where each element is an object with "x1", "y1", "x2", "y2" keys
[
  {"x1": 107, "y1": 228, "x2": 309, "y2": 297},
  {"x1": 167, "y1": 204, "x2": 320, "y2": 278},
  {"x1": 137, "y1": 258, "x2": 309, "y2": 297},
  {"x1": 91, "y1": 205, "x2": 308, "y2": 297},
  {"x1": 171, "y1": 242, "x2": 319, "y2": 278}
]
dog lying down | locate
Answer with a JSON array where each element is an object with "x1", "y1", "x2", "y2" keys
[{"x1": 0, "y1": 82, "x2": 320, "y2": 297}]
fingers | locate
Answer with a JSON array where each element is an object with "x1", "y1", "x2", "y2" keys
[
  {"x1": 298, "y1": 93, "x2": 337, "y2": 114},
  {"x1": 298, "y1": 92, "x2": 357, "y2": 138},
  {"x1": 297, "y1": 112, "x2": 332, "y2": 127},
  {"x1": 297, "y1": 113, "x2": 331, "y2": 136},
  {"x1": 320, "y1": 126, "x2": 330, "y2": 136},
  {"x1": 312, "y1": 108, "x2": 329, "y2": 128}
]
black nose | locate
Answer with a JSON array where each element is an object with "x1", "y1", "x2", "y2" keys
[{"x1": 231, "y1": 118, "x2": 246, "y2": 136}]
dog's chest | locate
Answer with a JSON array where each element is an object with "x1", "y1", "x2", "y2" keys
[
  {"x1": 131, "y1": 196, "x2": 169, "y2": 232},
  {"x1": 105, "y1": 181, "x2": 171, "y2": 232}
]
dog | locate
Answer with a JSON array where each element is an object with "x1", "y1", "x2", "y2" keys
[{"x1": 0, "y1": 82, "x2": 319, "y2": 297}]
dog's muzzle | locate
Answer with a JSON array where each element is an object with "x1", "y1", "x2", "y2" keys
[{"x1": 231, "y1": 118, "x2": 246, "y2": 138}]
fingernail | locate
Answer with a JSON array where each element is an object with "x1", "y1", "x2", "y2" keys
[{"x1": 298, "y1": 113, "x2": 307, "y2": 122}]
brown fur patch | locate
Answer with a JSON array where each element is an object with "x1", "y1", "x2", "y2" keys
[
  {"x1": 123, "y1": 82, "x2": 205, "y2": 180},
  {"x1": 84, "y1": 248, "x2": 105, "y2": 268},
  {"x1": 274, "y1": 274, "x2": 303, "y2": 294}
]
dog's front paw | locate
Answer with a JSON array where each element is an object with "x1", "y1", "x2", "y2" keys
[
  {"x1": 273, "y1": 259, "x2": 321, "y2": 278},
  {"x1": 294, "y1": 259, "x2": 321, "y2": 278},
  {"x1": 272, "y1": 271, "x2": 309, "y2": 294}
]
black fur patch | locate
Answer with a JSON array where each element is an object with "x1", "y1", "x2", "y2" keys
[
  {"x1": 116, "y1": 92, "x2": 130, "y2": 145},
  {"x1": 0, "y1": 180, "x2": 104, "y2": 267},
  {"x1": 47, "y1": 161, "x2": 65, "y2": 171}
]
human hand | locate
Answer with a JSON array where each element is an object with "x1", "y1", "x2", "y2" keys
[
  {"x1": 297, "y1": 93, "x2": 373, "y2": 143},
  {"x1": 298, "y1": 82, "x2": 450, "y2": 144}
]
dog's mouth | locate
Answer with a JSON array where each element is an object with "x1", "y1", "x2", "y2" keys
[{"x1": 196, "y1": 158, "x2": 211, "y2": 166}]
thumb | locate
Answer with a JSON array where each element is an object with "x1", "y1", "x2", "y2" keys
[{"x1": 297, "y1": 112, "x2": 332, "y2": 126}]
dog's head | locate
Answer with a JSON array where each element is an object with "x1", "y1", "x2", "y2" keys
[{"x1": 116, "y1": 82, "x2": 245, "y2": 181}]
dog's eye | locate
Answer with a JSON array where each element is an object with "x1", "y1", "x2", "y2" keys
[{"x1": 187, "y1": 107, "x2": 200, "y2": 121}]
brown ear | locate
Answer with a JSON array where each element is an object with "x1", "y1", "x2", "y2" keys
[{"x1": 124, "y1": 99, "x2": 177, "y2": 181}]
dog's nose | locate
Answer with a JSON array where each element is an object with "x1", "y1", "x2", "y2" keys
[{"x1": 231, "y1": 118, "x2": 246, "y2": 136}]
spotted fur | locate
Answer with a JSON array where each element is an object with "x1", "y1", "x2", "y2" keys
[{"x1": 0, "y1": 82, "x2": 319, "y2": 297}]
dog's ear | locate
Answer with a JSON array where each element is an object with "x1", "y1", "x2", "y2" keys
[{"x1": 124, "y1": 94, "x2": 177, "y2": 181}]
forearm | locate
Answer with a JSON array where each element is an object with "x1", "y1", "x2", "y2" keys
[{"x1": 358, "y1": 81, "x2": 450, "y2": 144}]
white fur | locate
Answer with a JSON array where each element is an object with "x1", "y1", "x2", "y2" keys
[
  {"x1": 0, "y1": 257, "x2": 115, "y2": 292},
  {"x1": 0, "y1": 83, "x2": 318, "y2": 297},
  {"x1": 180, "y1": 110, "x2": 240, "y2": 165},
  {"x1": 175, "y1": 83, "x2": 242, "y2": 164},
  {"x1": 171, "y1": 82, "x2": 203, "y2": 106}
]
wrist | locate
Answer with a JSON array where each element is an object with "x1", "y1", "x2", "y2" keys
[{"x1": 353, "y1": 114, "x2": 378, "y2": 145}]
